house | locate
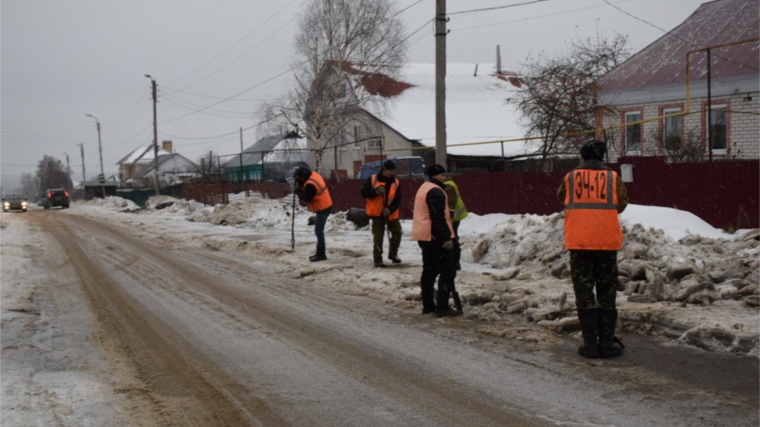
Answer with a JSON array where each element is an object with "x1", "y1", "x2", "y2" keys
[
  {"x1": 117, "y1": 140, "x2": 200, "y2": 187},
  {"x1": 597, "y1": 0, "x2": 759, "y2": 162},
  {"x1": 222, "y1": 131, "x2": 308, "y2": 182},
  {"x1": 312, "y1": 61, "x2": 529, "y2": 178}
]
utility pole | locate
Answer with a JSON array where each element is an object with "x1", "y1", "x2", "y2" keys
[
  {"x1": 85, "y1": 114, "x2": 106, "y2": 198},
  {"x1": 64, "y1": 152, "x2": 71, "y2": 193},
  {"x1": 435, "y1": 0, "x2": 448, "y2": 168},
  {"x1": 145, "y1": 74, "x2": 160, "y2": 196},
  {"x1": 239, "y1": 127, "x2": 244, "y2": 183},
  {"x1": 77, "y1": 143, "x2": 86, "y2": 189}
]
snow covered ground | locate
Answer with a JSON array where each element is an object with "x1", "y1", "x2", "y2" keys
[
  {"x1": 2, "y1": 193, "x2": 758, "y2": 426},
  {"x1": 81, "y1": 194, "x2": 760, "y2": 356}
]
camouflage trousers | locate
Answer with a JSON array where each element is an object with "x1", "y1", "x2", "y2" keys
[
  {"x1": 570, "y1": 250, "x2": 619, "y2": 310},
  {"x1": 371, "y1": 217, "x2": 402, "y2": 263}
]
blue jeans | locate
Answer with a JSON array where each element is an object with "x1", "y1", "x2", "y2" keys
[{"x1": 315, "y1": 207, "x2": 332, "y2": 248}]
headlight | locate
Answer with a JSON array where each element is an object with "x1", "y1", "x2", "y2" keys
[
  {"x1": 21, "y1": 201, "x2": 28, "y2": 208},
  {"x1": 3, "y1": 202, "x2": 9, "y2": 208}
]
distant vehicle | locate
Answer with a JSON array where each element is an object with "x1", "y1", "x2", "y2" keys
[
  {"x1": 2, "y1": 195, "x2": 28, "y2": 212},
  {"x1": 357, "y1": 156, "x2": 425, "y2": 180},
  {"x1": 43, "y1": 188, "x2": 70, "y2": 209}
]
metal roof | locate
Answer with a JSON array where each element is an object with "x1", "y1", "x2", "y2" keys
[{"x1": 599, "y1": 0, "x2": 759, "y2": 92}]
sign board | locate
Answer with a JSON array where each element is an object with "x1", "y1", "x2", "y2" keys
[{"x1": 98, "y1": 174, "x2": 106, "y2": 184}]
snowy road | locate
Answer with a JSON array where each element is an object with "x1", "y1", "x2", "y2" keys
[{"x1": 2, "y1": 208, "x2": 758, "y2": 426}]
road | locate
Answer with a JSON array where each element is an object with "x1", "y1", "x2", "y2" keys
[{"x1": 3, "y1": 208, "x2": 758, "y2": 426}]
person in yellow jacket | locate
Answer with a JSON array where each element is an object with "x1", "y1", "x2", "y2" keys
[
  {"x1": 557, "y1": 140, "x2": 628, "y2": 359},
  {"x1": 411, "y1": 164, "x2": 461, "y2": 318},
  {"x1": 443, "y1": 177, "x2": 468, "y2": 270},
  {"x1": 361, "y1": 160, "x2": 402, "y2": 267},
  {"x1": 293, "y1": 166, "x2": 333, "y2": 262}
]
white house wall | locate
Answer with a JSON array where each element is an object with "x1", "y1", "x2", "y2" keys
[{"x1": 600, "y1": 78, "x2": 759, "y2": 162}]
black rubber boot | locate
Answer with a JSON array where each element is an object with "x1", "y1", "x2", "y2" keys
[
  {"x1": 577, "y1": 308, "x2": 600, "y2": 359},
  {"x1": 599, "y1": 309, "x2": 625, "y2": 358},
  {"x1": 309, "y1": 246, "x2": 327, "y2": 262}
]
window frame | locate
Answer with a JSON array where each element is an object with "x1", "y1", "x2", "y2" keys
[
  {"x1": 622, "y1": 109, "x2": 643, "y2": 155},
  {"x1": 660, "y1": 105, "x2": 683, "y2": 154},
  {"x1": 703, "y1": 102, "x2": 729, "y2": 155}
]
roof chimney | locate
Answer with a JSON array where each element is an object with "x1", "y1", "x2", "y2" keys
[{"x1": 161, "y1": 140, "x2": 173, "y2": 153}]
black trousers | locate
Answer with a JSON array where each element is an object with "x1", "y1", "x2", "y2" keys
[{"x1": 418, "y1": 240, "x2": 457, "y2": 311}]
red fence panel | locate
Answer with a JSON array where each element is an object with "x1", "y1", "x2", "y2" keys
[{"x1": 177, "y1": 159, "x2": 759, "y2": 230}]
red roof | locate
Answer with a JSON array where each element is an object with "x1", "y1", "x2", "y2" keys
[{"x1": 599, "y1": 0, "x2": 759, "y2": 92}]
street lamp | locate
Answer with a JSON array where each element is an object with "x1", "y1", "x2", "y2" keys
[{"x1": 85, "y1": 114, "x2": 106, "y2": 198}]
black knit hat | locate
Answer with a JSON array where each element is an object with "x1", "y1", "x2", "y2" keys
[
  {"x1": 293, "y1": 165, "x2": 311, "y2": 180},
  {"x1": 382, "y1": 160, "x2": 396, "y2": 170},
  {"x1": 425, "y1": 163, "x2": 447, "y2": 178},
  {"x1": 580, "y1": 140, "x2": 606, "y2": 161}
]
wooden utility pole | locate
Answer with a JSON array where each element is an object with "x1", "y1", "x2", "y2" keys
[
  {"x1": 146, "y1": 74, "x2": 160, "y2": 196},
  {"x1": 77, "y1": 143, "x2": 86, "y2": 190},
  {"x1": 435, "y1": 0, "x2": 448, "y2": 167},
  {"x1": 239, "y1": 127, "x2": 244, "y2": 183}
]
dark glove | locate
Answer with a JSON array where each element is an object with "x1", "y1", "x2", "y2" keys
[
  {"x1": 375, "y1": 186, "x2": 386, "y2": 195},
  {"x1": 442, "y1": 240, "x2": 453, "y2": 250},
  {"x1": 382, "y1": 208, "x2": 391, "y2": 217}
]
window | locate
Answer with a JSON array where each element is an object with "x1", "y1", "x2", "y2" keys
[
  {"x1": 339, "y1": 129, "x2": 347, "y2": 151},
  {"x1": 366, "y1": 138, "x2": 382, "y2": 149},
  {"x1": 707, "y1": 104, "x2": 727, "y2": 152},
  {"x1": 624, "y1": 111, "x2": 641, "y2": 154},
  {"x1": 662, "y1": 108, "x2": 682, "y2": 152},
  {"x1": 353, "y1": 125, "x2": 361, "y2": 149}
]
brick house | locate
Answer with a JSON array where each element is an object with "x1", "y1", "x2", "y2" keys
[{"x1": 596, "y1": 0, "x2": 759, "y2": 162}]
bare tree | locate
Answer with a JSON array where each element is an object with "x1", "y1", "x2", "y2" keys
[
  {"x1": 261, "y1": 0, "x2": 406, "y2": 170},
  {"x1": 647, "y1": 127, "x2": 706, "y2": 163},
  {"x1": 36, "y1": 155, "x2": 70, "y2": 194},
  {"x1": 19, "y1": 173, "x2": 37, "y2": 200},
  {"x1": 508, "y1": 35, "x2": 630, "y2": 164}
]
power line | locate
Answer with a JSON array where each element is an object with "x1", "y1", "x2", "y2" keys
[{"x1": 448, "y1": 0, "x2": 551, "y2": 16}]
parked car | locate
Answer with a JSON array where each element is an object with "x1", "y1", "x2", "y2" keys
[
  {"x1": 2, "y1": 195, "x2": 28, "y2": 212},
  {"x1": 357, "y1": 156, "x2": 425, "y2": 180},
  {"x1": 43, "y1": 188, "x2": 70, "y2": 209}
]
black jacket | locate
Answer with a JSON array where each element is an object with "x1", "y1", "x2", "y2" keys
[{"x1": 426, "y1": 179, "x2": 451, "y2": 242}]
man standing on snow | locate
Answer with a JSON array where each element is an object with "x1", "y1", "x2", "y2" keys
[
  {"x1": 411, "y1": 164, "x2": 461, "y2": 318},
  {"x1": 557, "y1": 140, "x2": 628, "y2": 358},
  {"x1": 361, "y1": 159, "x2": 403, "y2": 268},
  {"x1": 293, "y1": 165, "x2": 333, "y2": 262}
]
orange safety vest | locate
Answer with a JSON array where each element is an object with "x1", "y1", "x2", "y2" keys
[
  {"x1": 411, "y1": 182, "x2": 455, "y2": 242},
  {"x1": 562, "y1": 169, "x2": 623, "y2": 250},
  {"x1": 305, "y1": 172, "x2": 333, "y2": 213},
  {"x1": 365, "y1": 174, "x2": 400, "y2": 220}
]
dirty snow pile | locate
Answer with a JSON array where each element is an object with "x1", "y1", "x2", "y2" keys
[{"x1": 87, "y1": 194, "x2": 759, "y2": 356}]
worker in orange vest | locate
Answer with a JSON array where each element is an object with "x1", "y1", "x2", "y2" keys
[
  {"x1": 558, "y1": 140, "x2": 629, "y2": 359},
  {"x1": 293, "y1": 166, "x2": 333, "y2": 262},
  {"x1": 361, "y1": 160, "x2": 402, "y2": 267},
  {"x1": 411, "y1": 164, "x2": 461, "y2": 318}
]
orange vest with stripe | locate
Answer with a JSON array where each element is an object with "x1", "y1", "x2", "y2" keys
[
  {"x1": 305, "y1": 172, "x2": 332, "y2": 213},
  {"x1": 562, "y1": 169, "x2": 623, "y2": 250},
  {"x1": 365, "y1": 174, "x2": 400, "y2": 220},
  {"x1": 411, "y1": 182, "x2": 455, "y2": 242}
]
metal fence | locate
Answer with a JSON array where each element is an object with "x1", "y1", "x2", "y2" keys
[{"x1": 170, "y1": 158, "x2": 758, "y2": 231}]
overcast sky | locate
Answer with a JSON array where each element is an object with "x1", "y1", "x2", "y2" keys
[{"x1": 1, "y1": 0, "x2": 708, "y2": 188}]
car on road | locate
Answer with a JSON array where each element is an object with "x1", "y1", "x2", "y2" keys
[
  {"x1": 2, "y1": 195, "x2": 28, "y2": 212},
  {"x1": 44, "y1": 188, "x2": 70, "y2": 209}
]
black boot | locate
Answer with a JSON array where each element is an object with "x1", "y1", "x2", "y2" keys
[
  {"x1": 577, "y1": 308, "x2": 600, "y2": 359},
  {"x1": 599, "y1": 309, "x2": 625, "y2": 358},
  {"x1": 309, "y1": 246, "x2": 327, "y2": 262}
]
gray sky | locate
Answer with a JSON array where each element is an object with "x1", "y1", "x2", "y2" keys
[{"x1": 1, "y1": 0, "x2": 707, "y2": 188}]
